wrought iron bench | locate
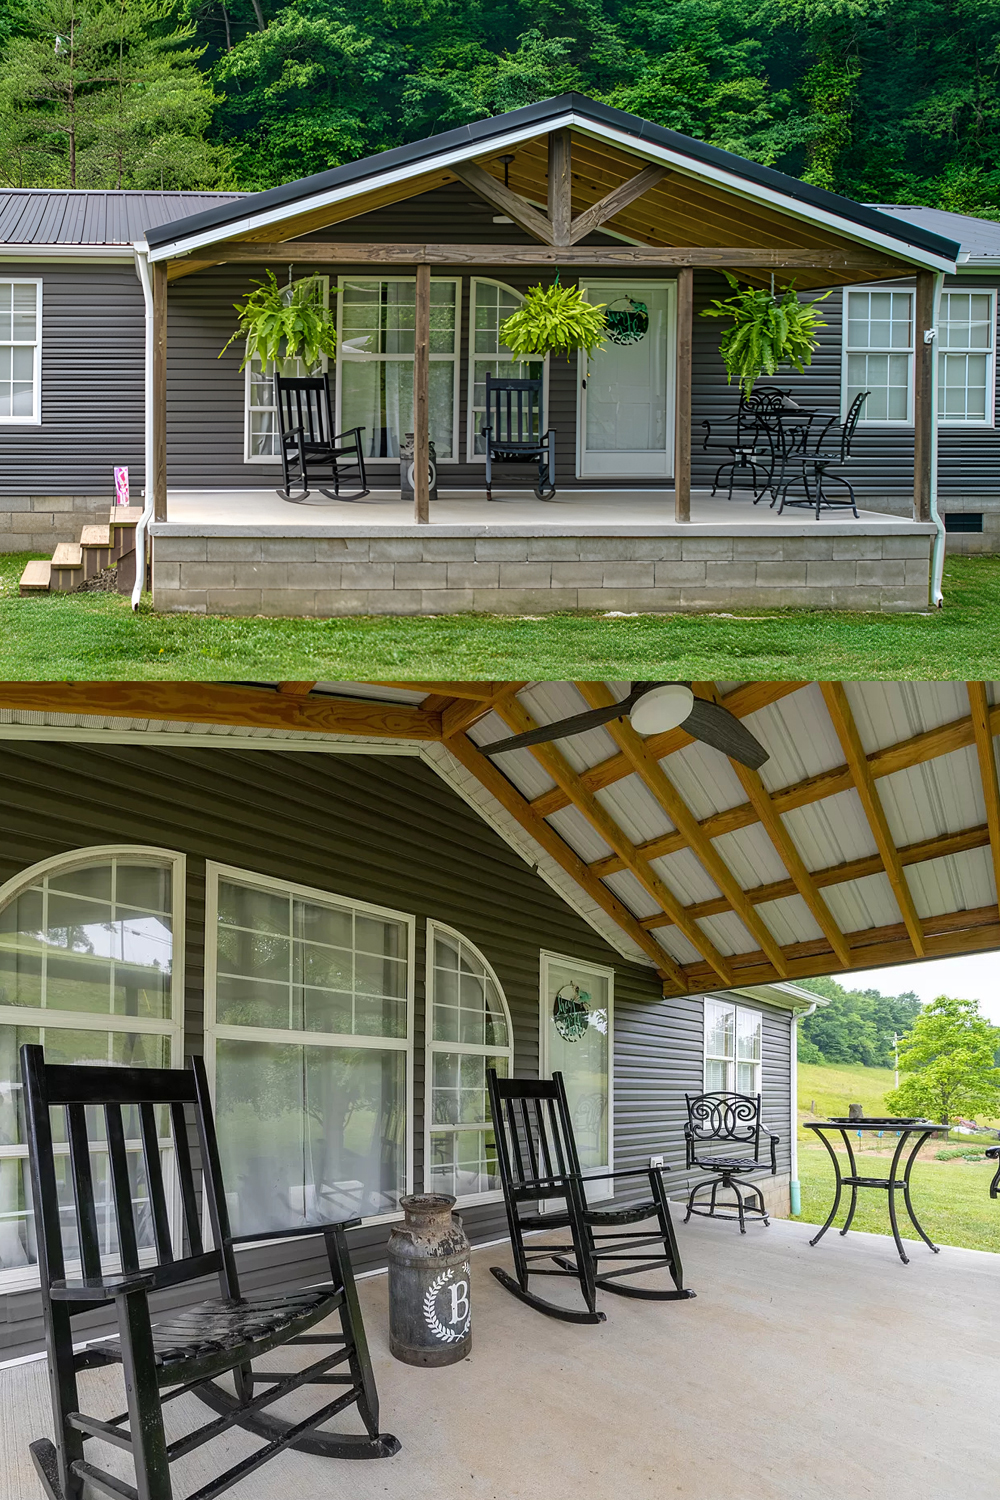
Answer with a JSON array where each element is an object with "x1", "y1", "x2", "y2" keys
[
  {"x1": 487, "y1": 1069, "x2": 693, "y2": 1323},
  {"x1": 274, "y1": 372, "x2": 369, "y2": 502},
  {"x1": 482, "y1": 372, "x2": 556, "y2": 500},
  {"x1": 21, "y1": 1043, "x2": 397, "y2": 1500},
  {"x1": 684, "y1": 1090, "x2": 779, "y2": 1232}
]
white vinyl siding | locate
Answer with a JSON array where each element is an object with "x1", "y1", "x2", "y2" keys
[
  {"x1": 0, "y1": 279, "x2": 41, "y2": 425},
  {"x1": 939, "y1": 290, "x2": 996, "y2": 426},
  {"x1": 844, "y1": 289, "x2": 914, "y2": 423}
]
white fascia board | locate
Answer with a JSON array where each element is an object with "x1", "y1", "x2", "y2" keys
[
  {"x1": 145, "y1": 115, "x2": 580, "y2": 262},
  {"x1": 709, "y1": 980, "x2": 830, "y2": 1011},
  {"x1": 0, "y1": 245, "x2": 135, "y2": 261}
]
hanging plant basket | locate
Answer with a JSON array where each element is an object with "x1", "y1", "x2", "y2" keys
[
  {"x1": 499, "y1": 281, "x2": 607, "y2": 360},
  {"x1": 604, "y1": 295, "x2": 649, "y2": 346},
  {"x1": 219, "y1": 270, "x2": 338, "y2": 371},
  {"x1": 700, "y1": 272, "x2": 830, "y2": 397}
]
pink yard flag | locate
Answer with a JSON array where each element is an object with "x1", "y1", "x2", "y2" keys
[{"x1": 114, "y1": 466, "x2": 130, "y2": 506}]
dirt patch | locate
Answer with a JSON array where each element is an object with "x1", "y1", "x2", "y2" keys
[{"x1": 76, "y1": 565, "x2": 119, "y2": 593}]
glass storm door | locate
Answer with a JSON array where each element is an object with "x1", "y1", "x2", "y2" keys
[
  {"x1": 578, "y1": 281, "x2": 674, "y2": 478},
  {"x1": 540, "y1": 954, "x2": 613, "y2": 1202}
]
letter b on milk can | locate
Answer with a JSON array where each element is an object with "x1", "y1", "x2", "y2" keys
[{"x1": 388, "y1": 1194, "x2": 472, "y2": 1366}]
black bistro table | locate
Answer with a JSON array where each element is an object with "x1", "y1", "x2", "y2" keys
[{"x1": 805, "y1": 1117, "x2": 945, "y2": 1263}]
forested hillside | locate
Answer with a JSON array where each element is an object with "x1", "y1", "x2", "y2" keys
[
  {"x1": 795, "y1": 976, "x2": 922, "y2": 1067},
  {"x1": 0, "y1": 0, "x2": 997, "y2": 213}
]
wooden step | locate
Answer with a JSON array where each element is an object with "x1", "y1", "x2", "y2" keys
[
  {"x1": 50, "y1": 541, "x2": 84, "y2": 592},
  {"x1": 108, "y1": 506, "x2": 144, "y2": 562},
  {"x1": 19, "y1": 559, "x2": 51, "y2": 595},
  {"x1": 80, "y1": 524, "x2": 114, "y2": 580}
]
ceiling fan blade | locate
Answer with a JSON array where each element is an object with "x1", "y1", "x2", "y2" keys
[
  {"x1": 480, "y1": 699, "x2": 636, "y2": 755},
  {"x1": 682, "y1": 698, "x2": 770, "y2": 770}
]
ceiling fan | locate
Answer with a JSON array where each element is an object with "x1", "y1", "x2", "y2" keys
[{"x1": 480, "y1": 683, "x2": 769, "y2": 769}]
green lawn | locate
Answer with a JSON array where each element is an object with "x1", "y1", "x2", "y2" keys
[
  {"x1": 787, "y1": 1059, "x2": 1000, "y2": 1253},
  {"x1": 3, "y1": 548, "x2": 1000, "y2": 680}
]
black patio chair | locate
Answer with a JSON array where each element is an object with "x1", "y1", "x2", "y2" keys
[
  {"x1": 274, "y1": 372, "x2": 369, "y2": 502},
  {"x1": 482, "y1": 372, "x2": 556, "y2": 500},
  {"x1": 487, "y1": 1070, "x2": 693, "y2": 1325},
  {"x1": 776, "y1": 390, "x2": 869, "y2": 519},
  {"x1": 700, "y1": 389, "x2": 785, "y2": 502},
  {"x1": 986, "y1": 1144, "x2": 1000, "y2": 1197},
  {"x1": 684, "y1": 1091, "x2": 779, "y2": 1233},
  {"x1": 20, "y1": 1043, "x2": 397, "y2": 1500}
]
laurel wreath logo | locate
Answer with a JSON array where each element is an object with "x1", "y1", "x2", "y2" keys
[{"x1": 422, "y1": 1267, "x2": 470, "y2": 1343}]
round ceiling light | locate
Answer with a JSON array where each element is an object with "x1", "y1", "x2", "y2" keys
[{"x1": 630, "y1": 683, "x2": 695, "y2": 736}]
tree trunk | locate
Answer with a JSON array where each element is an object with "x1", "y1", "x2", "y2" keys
[{"x1": 250, "y1": 0, "x2": 267, "y2": 29}]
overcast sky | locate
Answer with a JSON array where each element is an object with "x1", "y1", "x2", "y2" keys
[{"x1": 843, "y1": 952, "x2": 1000, "y2": 1024}]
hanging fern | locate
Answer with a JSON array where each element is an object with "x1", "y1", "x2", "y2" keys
[
  {"x1": 220, "y1": 271, "x2": 338, "y2": 371},
  {"x1": 499, "y1": 282, "x2": 608, "y2": 360},
  {"x1": 701, "y1": 273, "x2": 830, "y2": 397}
]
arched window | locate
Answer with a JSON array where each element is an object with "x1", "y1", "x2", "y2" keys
[
  {"x1": 467, "y1": 278, "x2": 547, "y2": 462},
  {"x1": 0, "y1": 847, "x2": 185, "y2": 1289},
  {"x1": 426, "y1": 922, "x2": 513, "y2": 1202}
]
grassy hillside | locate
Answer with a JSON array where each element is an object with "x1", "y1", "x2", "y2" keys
[{"x1": 797, "y1": 1061, "x2": 893, "y2": 1138}]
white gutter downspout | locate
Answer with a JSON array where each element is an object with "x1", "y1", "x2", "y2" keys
[
  {"x1": 928, "y1": 269, "x2": 946, "y2": 608},
  {"x1": 131, "y1": 243, "x2": 155, "y2": 610},
  {"x1": 789, "y1": 997, "x2": 819, "y2": 1216}
]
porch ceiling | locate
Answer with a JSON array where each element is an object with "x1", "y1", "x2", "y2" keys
[{"x1": 0, "y1": 682, "x2": 997, "y2": 998}]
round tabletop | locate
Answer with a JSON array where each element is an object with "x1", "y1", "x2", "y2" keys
[{"x1": 806, "y1": 1119, "x2": 945, "y2": 1131}]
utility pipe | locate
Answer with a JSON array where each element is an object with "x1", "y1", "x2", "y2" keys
[
  {"x1": 928, "y1": 269, "x2": 946, "y2": 608},
  {"x1": 131, "y1": 243, "x2": 156, "y2": 610},
  {"x1": 789, "y1": 996, "x2": 819, "y2": 1217}
]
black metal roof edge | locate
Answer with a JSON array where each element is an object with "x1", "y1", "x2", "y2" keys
[{"x1": 143, "y1": 92, "x2": 961, "y2": 263}]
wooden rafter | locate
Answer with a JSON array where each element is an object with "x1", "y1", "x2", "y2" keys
[
  {"x1": 493, "y1": 693, "x2": 736, "y2": 986},
  {"x1": 445, "y1": 732, "x2": 685, "y2": 986},
  {"x1": 450, "y1": 162, "x2": 553, "y2": 243},
  {"x1": 820, "y1": 682, "x2": 926, "y2": 958},
  {"x1": 967, "y1": 682, "x2": 1000, "y2": 907},
  {"x1": 573, "y1": 683, "x2": 788, "y2": 978},
  {"x1": 568, "y1": 164, "x2": 670, "y2": 244},
  {"x1": 638, "y1": 822, "x2": 992, "y2": 930},
  {"x1": 277, "y1": 682, "x2": 317, "y2": 696}
]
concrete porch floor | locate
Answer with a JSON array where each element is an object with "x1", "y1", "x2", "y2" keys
[
  {"x1": 1, "y1": 1215, "x2": 993, "y2": 1500},
  {"x1": 158, "y1": 486, "x2": 929, "y2": 536}
]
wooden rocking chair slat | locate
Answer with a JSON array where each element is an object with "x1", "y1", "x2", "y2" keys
[
  {"x1": 66, "y1": 1104, "x2": 102, "y2": 1282},
  {"x1": 169, "y1": 1100, "x2": 204, "y2": 1258},
  {"x1": 139, "y1": 1103, "x2": 173, "y2": 1264}
]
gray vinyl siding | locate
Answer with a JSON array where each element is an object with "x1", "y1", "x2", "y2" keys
[{"x1": 0, "y1": 261, "x2": 145, "y2": 497}]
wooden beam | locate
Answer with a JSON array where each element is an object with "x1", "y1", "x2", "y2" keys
[
  {"x1": 568, "y1": 164, "x2": 670, "y2": 245},
  {"x1": 277, "y1": 682, "x2": 317, "y2": 696},
  {"x1": 446, "y1": 731, "x2": 685, "y2": 984},
  {"x1": 913, "y1": 269, "x2": 934, "y2": 523},
  {"x1": 377, "y1": 681, "x2": 501, "y2": 699},
  {"x1": 450, "y1": 164, "x2": 553, "y2": 244},
  {"x1": 820, "y1": 681, "x2": 926, "y2": 958},
  {"x1": 202, "y1": 243, "x2": 910, "y2": 270},
  {"x1": 413, "y1": 263, "x2": 431, "y2": 525},
  {"x1": 675, "y1": 265, "x2": 693, "y2": 523},
  {"x1": 548, "y1": 130, "x2": 572, "y2": 245},
  {"x1": 639, "y1": 822, "x2": 992, "y2": 929},
  {"x1": 967, "y1": 683, "x2": 1000, "y2": 909},
  {"x1": 573, "y1": 683, "x2": 788, "y2": 977},
  {"x1": 0, "y1": 683, "x2": 443, "y2": 740},
  {"x1": 151, "y1": 260, "x2": 168, "y2": 523},
  {"x1": 532, "y1": 682, "x2": 807, "y2": 818},
  {"x1": 494, "y1": 693, "x2": 736, "y2": 985}
]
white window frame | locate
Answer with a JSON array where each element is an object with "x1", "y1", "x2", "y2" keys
[
  {"x1": 334, "y1": 274, "x2": 461, "y2": 464},
  {"x1": 703, "y1": 997, "x2": 762, "y2": 1097},
  {"x1": 0, "y1": 845, "x2": 186, "y2": 1293},
  {"x1": 539, "y1": 951, "x2": 614, "y2": 1183},
  {"x1": 242, "y1": 275, "x2": 331, "y2": 464},
  {"x1": 424, "y1": 919, "x2": 514, "y2": 1207},
  {"x1": 841, "y1": 286, "x2": 914, "y2": 425},
  {"x1": 466, "y1": 277, "x2": 549, "y2": 463},
  {"x1": 938, "y1": 287, "x2": 997, "y2": 427},
  {"x1": 203, "y1": 862, "x2": 415, "y2": 1228},
  {"x1": 0, "y1": 277, "x2": 42, "y2": 426}
]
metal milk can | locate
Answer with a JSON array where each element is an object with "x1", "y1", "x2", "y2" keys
[
  {"x1": 399, "y1": 432, "x2": 438, "y2": 502},
  {"x1": 388, "y1": 1194, "x2": 471, "y2": 1366}
]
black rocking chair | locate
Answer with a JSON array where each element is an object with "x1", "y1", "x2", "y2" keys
[
  {"x1": 986, "y1": 1144, "x2": 1000, "y2": 1197},
  {"x1": 684, "y1": 1091, "x2": 779, "y2": 1232},
  {"x1": 776, "y1": 390, "x2": 869, "y2": 519},
  {"x1": 482, "y1": 372, "x2": 556, "y2": 500},
  {"x1": 21, "y1": 1043, "x2": 397, "y2": 1500},
  {"x1": 274, "y1": 372, "x2": 369, "y2": 502},
  {"x1": 487, "y1": 1070, "x2": 693, "y2": 1324}
]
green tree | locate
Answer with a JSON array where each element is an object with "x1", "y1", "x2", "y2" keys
[
  {"x1": 0, "y1": 0, "x2": 229, "y2": 188},
  {"x1": 797, "y1": 976, "x2": 921, "y2": 1066},
  {"x1": 885, "y1": 994, "x2": 1000, "y2": 1125}
]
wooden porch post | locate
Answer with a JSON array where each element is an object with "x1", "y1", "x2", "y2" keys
[
  {"x1": 674, "y1": 266, "x2": 693, "y2": 523},
  {"x1": 413, "y1": 262, "x2": 430, "y2": 524},
  {"x1": 151, "y1": 261, "x2": 168, "y2": 522},
  {"x1": 913, "y1": 269, "x2": 934, "y2": 522}
]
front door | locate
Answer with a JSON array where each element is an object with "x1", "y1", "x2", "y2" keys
[
  {"x1": 578, "y1": 280, "x2": 675, "y2": 478},
  {"x1": 540, "y1": 953, "x2": 614, "y2": 1203}
]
